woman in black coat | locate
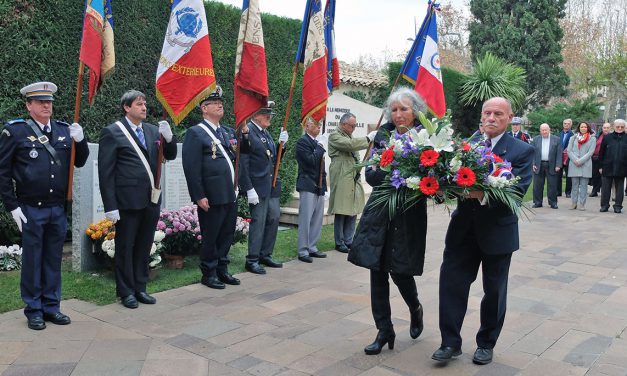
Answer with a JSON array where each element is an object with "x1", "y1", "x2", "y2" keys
[{"x1": 348, "y1": 87, "x2": 428, "y2": 355}]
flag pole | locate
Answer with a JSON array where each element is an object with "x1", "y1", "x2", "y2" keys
[
  {"x1": 233, "y1": 120, "x2": 247, "y2": 191},
  {"x1": 155, "y1": 109, "x2": 168, "y2": 191},
  {"x1": 362, "y1": 4, "x2": 436, "y2": 162},
  {"x1": 272, "y1": 62, "x2": 299, "y2": 187},
  {"x1": 67, "y1": 61, "x2": 84, "y2": 209}
]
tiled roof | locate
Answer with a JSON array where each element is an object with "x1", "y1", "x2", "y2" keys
[{"x1": 339, "y1": 61, "x2": 387, "y2": 88}]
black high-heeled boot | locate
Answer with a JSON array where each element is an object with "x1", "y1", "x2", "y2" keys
[
  {"x1": 364, "y1": 328, "x2": 396, "y2": 355},
  {"x1": 409, "y1": 302, "x2": 424, "y2": 339}
]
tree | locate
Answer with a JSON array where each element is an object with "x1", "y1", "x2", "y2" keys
[
  {"x1": 438, "y1": 4, "x2": 471, "y2": 73},
  {"x1": 460, "y1": 52, "x2": 527, "y2": 112},
  {"x1": 468, "y1": 0, "x2": 570, "y2": 106}
]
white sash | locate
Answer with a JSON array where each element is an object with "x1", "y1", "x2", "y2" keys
[
  {"x1": 116, "y1": 121, "x2": 161, "y2": 204},
  {"x1": 197, "y1": 123, "x2": 237, "y2": 193}
]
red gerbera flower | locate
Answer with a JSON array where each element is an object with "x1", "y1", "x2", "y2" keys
[
  {"x1": 419, "y1": 176, "x2": 439, "y2": 195},
  {"x1": 456, "y1": 167, "x2": 476, "y2": 187},
  {"x1": 461, "y1": 142, "x2": 471, "y2": 152},
  {"x1": 380, "y1": 146, "x2": 395, "y2": 168},
  {"x1": 420, "y1": 149, "x2": 440, "y2": 167}
]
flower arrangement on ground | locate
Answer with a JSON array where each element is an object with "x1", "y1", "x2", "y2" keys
[
  {"x1": 0, "y1": 244, "x2": 22, "y2": 271},
  {"x1": 233, "y1": 216, "x2": 251, "y2": 244},
  {"x1": 362, "y1": 111, "x2": 525, "y2": 218},
  {"x1": 157, "y1": 206, "x2": 202, "y2": 256}
]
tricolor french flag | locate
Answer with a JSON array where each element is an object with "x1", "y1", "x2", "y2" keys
[
  {"x1": 296, "y1": 0, "x2": 328, "y2": 124},
  {"x1": 400, "y1": 1, "x2": 446, "y2": 118},
  {"x1": 324, "y1": 0, "x2": 339, "y2": 93},
  {"x1": 156, "y1": 0, "x2": 216, "y2": 125},
  {"x1": 234, "y1": 0, "x2": 269, "y2": 127}
]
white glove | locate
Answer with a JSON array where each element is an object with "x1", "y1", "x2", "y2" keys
[
  {"x1": 324, "y1": 191, "x2": 330, "y2": 201},
  {"x1": 279, "y1": 130, "x2": 289, "y2": 144},
  {"x1": 105, "y1": 210, "x2": 120, "y2": 223},
  {"x1": 11, "y1": 208, "x2": 27, "y2": 232},
  {"x1": 69, "y1": 123, "x2": 84, "y2": 142},
  {"x1": 158, "y1": 120, "x2": 173, "y2": 143},
  {"x1": 367, "y1": 130, "x2": 378, "y2": 142},
  {"x1": 247, "y1": 189, "x2": 260, "y2": 205},
  {"x1": 316, "y1": 133, "x2": 328, "y2": 146}
]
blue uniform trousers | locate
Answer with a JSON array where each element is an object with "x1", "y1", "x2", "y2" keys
[{"x1": 20, "y1": 204, "x2": 67, "y2": 319}]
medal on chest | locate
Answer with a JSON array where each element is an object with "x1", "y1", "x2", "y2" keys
[
  {"x1": 29, "y1": 149, "x2": 38, "y2": 159},
  {"x1": 211, "y1": 140, "x2": 217, "y2": 160}
]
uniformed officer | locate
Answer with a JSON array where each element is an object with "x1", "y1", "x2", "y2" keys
[
  {"x1": 238, "y1": 102, "x2": 288, "y2": 274},
  {"x1": 0, "y1": 81, "x2": 89, "y2": 330},
  {"x1": 182, "y1": 86, "x2": 243, "y2": 289}
]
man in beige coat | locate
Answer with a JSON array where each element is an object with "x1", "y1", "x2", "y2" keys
[{"x1": 328, "y1": 113, "x2": 377, "y2": 253}]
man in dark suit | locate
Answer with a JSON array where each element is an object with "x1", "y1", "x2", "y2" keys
[
  {"x1": 432, "y1": 97, "x2": 534, "y2": 366},
  {"x1": 0, "y1": 81, "x2": 89, "y2": 330},
  {"x1": 238, "y1": 102, "x2": 288, "y2": 274},
  {"x1": 509, "y1": 117, "x2": 530, "y2": 143},
  {"x1": 183, "y1": 88, "x2": 246, "y2": 288},
  {"x1": 295, "y1": 117, "x2": 328, "y2": 263},
  {"x1": 558, "y1": 118, "x2": 574, "y2": 197},
  {"x1": 531, "y1": 123, "x2": 563, "y2": 209},
  {"x1": 98, "y1": 90, "x2": 177, "y2": 308}
]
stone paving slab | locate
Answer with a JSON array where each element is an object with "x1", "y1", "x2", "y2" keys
[{"x1": 1, "y1": 196, "x2": 627, "y2": 375}]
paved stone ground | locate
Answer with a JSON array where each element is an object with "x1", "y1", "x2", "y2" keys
[{"x1": 1, "y1": 195, "x2": 626, "y2": 376}]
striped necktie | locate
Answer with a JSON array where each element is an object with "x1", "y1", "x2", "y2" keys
[{"x1": 136, "y1": 126, "x2": 147, "y2": 148}]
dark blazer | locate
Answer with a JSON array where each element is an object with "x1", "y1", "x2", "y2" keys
[
  {"x1": 238, "y1": 122, "x2": 281, "y2": 199},
  {"x1": 0, "y1": 118, "x2": 89, "y2": 211},
  {"x1": 559, "y1": 129, "x2": 574, "y2": 150},
  {"x1": 182, "y1": 121, "x2": 238, "y2": 206},
  {"x1": 510, "y1": 130, "x2": 530, "y2": 143},
  {"x1": 97, "y1": 118, "x2": 177, "y2": 212},
  {"x1": 532, "y1": 134, "x2": 563, "y2": 175},
  {"x1": 295, "y1": 133, "x2": 327, "y2": 195},
  {"x1": 598, "y1": 132, "x2": 627, "y2": 177},
  {"x1": 446, "y1": 132, "x2": 534, "y2": 255},
  {"x1": 349, "y1": 122, "x2": 427, "y2": 276}
]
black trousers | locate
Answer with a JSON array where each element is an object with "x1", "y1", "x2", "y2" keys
[
  {"x1": 370, "y1": 269, "x2": 419, "y2": 330},
  {"x1": 438, "y1": 241, "x2": 512, "y2": 349},
  {"x1": 601, "y1": 176, "x2": 625, "y2": 210},
  {"x1": 198, "y1": 201, "x2": 236, "y2": 277},
  {"x1": 590, "y1": 157, "x2": 602, "y2": 194},
  {"x1": 533, "y1": 161, "x2": 558, "y2": 206},
  {"x1": 116, "y1": 205, "x2": 160, "y2": 297}
]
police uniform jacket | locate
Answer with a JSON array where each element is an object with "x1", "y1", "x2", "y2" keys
[
  {"x1": 295, "y1": 133, "x2": 327, "y2": 195},
  {"x1": 238, "y1": 121, "x2": 282, "y2": 199},
  {"x1": 0, "y1": 118, "x2": 89, "y2": 211},
  {"x1": 182, "y1": 121, "x2": 240, "y2": 206},
  {"x1": 97, "y1": 118, "x2": 177, "y2": 212}
]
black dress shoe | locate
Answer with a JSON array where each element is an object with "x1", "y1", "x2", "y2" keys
[
  {"x1": 218, "y1": 272, "x2": 241, "y2": 285},
  {"x1": 201, "y1": 276, "x2": 225, "y2": 289},
  {"x1": 565, "y1": 193, "x2": 571, "y2": 198},
  {"x1": 121, "y1": 295, "x2": 139, "y2": 309},
  {"x1": 298, "y1": 255, "x2": 313, "y2": 263},
  {"x1": 532, "y1": 203, "x2": 542, "y2": 208},
  {"x1": 43, "y1": 312, "x2": 71, "y2": 325},
  {"x1": 364, "y1": 328, "x2": 395, "y2": 355},
  {"x1": 260, "y1": 257, "x2": 283, "y2": 268},
  {"x1": 473, "y1": 347, "x2": 493, "y2": 365},
  {"x1": 309, "y1": 251, "x2": 326, "y2": 258},
  {"x1": 335, "y1": 244, "x2": 349, "y2": 253},
  {"x1": 135, "y1": 292, "x2": 157, "y2": 304},
  {"x1": 245, "y1": 262, "x2": 266, "y2": 274},
  {"x1": 589, "y1": 192, "x2": 598, "y2": 197},
  {"x1": 409, "y1": 303, "x2": 424, "y2": 339},
  {"x1": 431, "y1": 346, "x2": 462, "y2": 362},
  {"x1": 600, "y1": 206, "x2": 609, "y2": 212},
  {"x1": 550, "y1": 204, "x2": 558, "y2": 209},
  {"x1": 27, "y1": 316, "x2": 46, "y2": 330},
  {"x1": 614, "y1": 208, "x2": 622, "y2": 213}
]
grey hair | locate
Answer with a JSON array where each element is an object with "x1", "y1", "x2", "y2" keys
[
  {"x1": 613, "y1": 119, "x2": 626, "y2": 127},
  {"x1": 383, "y1": 87, "x2": 427, "y2": 122},
  {"x1": 120, "y1": 90, "x2": 146, "y2": 114},
  {"x1": 339, "y1": 112, "x2": 356, "y2": 125}
]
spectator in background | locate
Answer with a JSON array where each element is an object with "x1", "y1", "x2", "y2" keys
[
  {"x1": 531, "y1": 124, "x2": 562, "y2": 209},
  {"x1": 567, "y1": 122, "x2": 595, "y2": 210},
  {"x1": 468, "y1": 122, "x2": 485, "y2": 144},
  {"x1": 599, "y1": 119, "x2": 627, "y2": 213},
  {"x1": 590, "y1": 122, "x2": 611, "y2": 197},
  {"x1": 558, "y1": 119, "x2": 574, "y2": 198},
  {"x1": 510, "y1": 117, "x2": 530, "y2": 143}
]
